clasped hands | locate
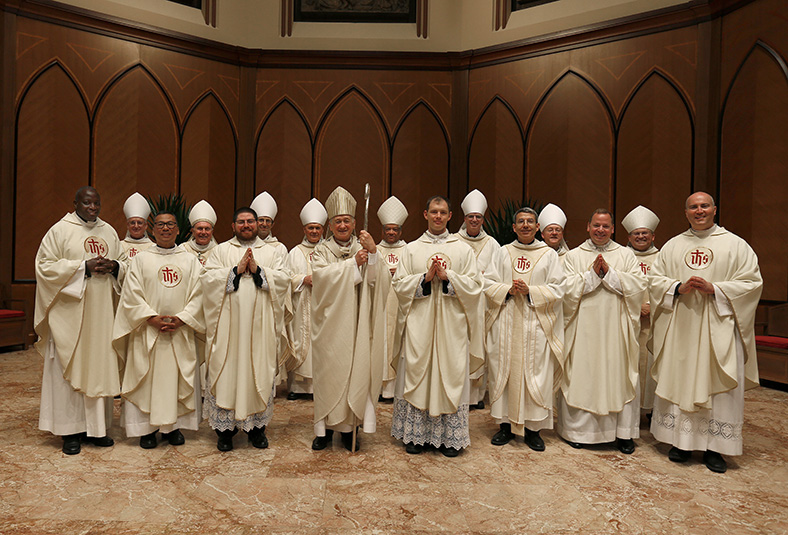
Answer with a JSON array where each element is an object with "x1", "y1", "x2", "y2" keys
[
  {"x1": 237, "y1": 248, "x2": 258, "y2": 274},
  {"x1": 85, "y1": 256, "x2": 117, "y2": 275},
  {"x1": 355, "y1": 230, "x2": 377, "y2": 266},
  {"x1": 509, "y1": 278, "x2": 529, "y2": 295},
  {"x1": 147, "y1": 315, "x2": 185, "y2": 332},
  {"x1": 593, "y1": 254, "x2": 609, "y2": 278},
  {"x1": 424, "y1": 258, "x2": 448, "y2": 282},
  {"x1": 678, "y1": 276, "x2": 714, "y2": 295}
]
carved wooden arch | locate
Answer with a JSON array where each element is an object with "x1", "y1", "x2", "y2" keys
[
  {"x1": 466, "y1": 95, "x2": 524, "y2": 195},
  {"x1": 14, "y1": 60, "x2": 89, "y2": 118},
  {"x1": 717, "y1": 39, "x2": 788, "y2": 217},
  {"x1": 256, "y1": 96, "x2": 313, "y2": 149},
  {"x1": 180, "y1": 90, "x2": 239, "y2": 197},
  {"x1": 618, "y1": 68, "x2": 696, "y2": 186},
  {"x1": 390, "y1": 99, "x2": 451, "y2": 199},
  {"x1": 313, "y1": 85, "x2": 392, "y2": 149},
  {"x1": 92, "y1": 63, "x2": 180, "y2": 130},
  {"x1": 525, "y1": 69, "x2": 616, "y2": 145}
]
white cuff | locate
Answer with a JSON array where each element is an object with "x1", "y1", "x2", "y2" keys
[
  {"x1": 601, "y1": 267, "x2": 623, "y2": 295},
  {"x1": 712, "y1": 284, "x2": 733, "y2": 316},
  {"x1": 661, "y1": 282, "x2": 680, "y2": 310},
  {"x1": 61, "y1": 262, "x2": 87, "y2": 299},
  {"x1": 583, "y1": 270, "x2": 602, "y2": 294}
]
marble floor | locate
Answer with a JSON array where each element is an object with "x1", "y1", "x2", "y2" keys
[{"x1": 1, "y1": 348, "x2": 787, "y2": 534}]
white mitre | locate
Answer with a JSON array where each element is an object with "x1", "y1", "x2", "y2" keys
[
  {"x1": 325, "y1": 186, "x2": 357, "y2": 219},
  {"x1": 461, "y1": 189, "x2": 488, "y2": 216},
  {"x1": 300, "y1": 198, "x2": 328, "y2": 226},
  {"x1": 250, "y1": 191, "x2": 278, "y2": 220},
  {"x1": 377, "y1": 196, "x2": 408, "y2": 227},
  {"x1": 189, "y1": 200, "x2": 217, "y2": 227},
  {"x1": 538, "y1": 203, "x2": 567, "y2": 229},
  {"x1": 123, "y1": 192, "x2": 150, "y2": 220},
  {"x1": 622, "y1": 205, "x2": 659, "y2": 233}
]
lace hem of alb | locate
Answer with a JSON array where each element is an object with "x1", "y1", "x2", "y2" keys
[
  {"x1": 653, "y1": 408, "x2": 743, "y2": 441},
  {"x1": 203, "y1": 389, "x2": 274, "y2": 432},
  {"x1": 390, "y1": 398, "x2": 470, "y2": 449}
]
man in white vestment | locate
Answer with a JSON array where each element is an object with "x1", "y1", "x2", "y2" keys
[
  {"x1": 36, "y1": 186, "x2": 126, "y2": 454},
  {"x1": 454, "y1": 189, "x2": 502, "y2": 410},
  {"x1": 120, "y1": 192, "x2": 154, "y2": 259},
  {"x1": 310, "y1": 186, "x2": 388, "y2": 452},
  {"x1": 486, "y1": 208, "x2": 565, "y2": 451},
  {"x1": 649, "y1": 192, "x2": 761, "y2": 473},
  {"x1": 182, "y1": 200, "x2": 218, "y2": 266},
  {"x1": 391, "y1": 196, "x2": 484, "y2": 457},
  {"x1": 538, "y1": 203, "x2": 570, "y2": 261},
  {"x1": 285, "y1": 198, "x2": 328, "y2": 400},
  {"x1": 201, "y1": 207, "x2": 291, "y2": 451},
  {"x1": 557, "y1": 209, "x2": 646, "y2": 454},
  {"x1": 250, "y1": 191, "x2": 292, "y2": 388},
  {"x1": 376, "y1": 196, "x2": 409, "y2": 401},
  {"x1": 113, "y1": 212, "x2": 204, "y2": 448},
  {"x1": 621, "y1": 205, "x2": 660, "y2": 417}
]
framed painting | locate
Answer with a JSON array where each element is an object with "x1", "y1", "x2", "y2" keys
[{"x1": 294, "y1": 0, "x2": 417, "y2": 23}]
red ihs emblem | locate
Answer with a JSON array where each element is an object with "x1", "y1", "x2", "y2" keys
[
  {"x1": 83, "y1": 236, "x2": 108, "y2": 257},
  {"x1": 158, "y1": 265, "x2": 182, "y2": 288},
  {"x1": 684, "y1": 247, "x2": 713, "y2": 270}
]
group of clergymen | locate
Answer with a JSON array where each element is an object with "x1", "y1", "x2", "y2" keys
[{"x1": 34, "y1": 184, "x2": 762, "y2": 473}]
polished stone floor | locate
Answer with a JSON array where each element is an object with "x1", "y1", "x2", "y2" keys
[{"x1": 1, "y1": 348, "x2": 787, "y2": 534}]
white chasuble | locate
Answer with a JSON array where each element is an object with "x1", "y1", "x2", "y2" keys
[
  {"x1": 649, "y1": 226, "x2": 761, "y2": 412},
  {"x1": 285, "y1": 240, "x2": 319, "y2": 381},
  {"x1": 378, "y1": 240, "x2": 407, "y2": 385},
  {"x1": 311, "y1": 237, "x2": 388, "y2": 430},
  {"x1": 561, "y1": 239, "x2": 646, "y2": 415},
  {"x1": 632, "y1": 245, "x2": 659, "y2": 409},
  {"x1": 35, "y1": 212, "x2": 127, "y2": 397},
  {"x1": 391, "y1": 233, "x2": 484, "y2": 417},
  {"x1": 201, "y1": 237, "x2": 291, "y2": 420},
  {"x1": 487, "y1": 240, "x2": 565, "y2": 434},
  {"x1": 113, "y1": 246, "x2": 205, "y2": 427},
  {"x1": 122, "y1": 236, "x2": 154, "y2": 260}
]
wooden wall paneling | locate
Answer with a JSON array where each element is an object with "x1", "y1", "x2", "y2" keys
[
  {"x1": 180, "y1": 92, "x2": 237, "y2": 244},
  {"x1": 14, "y1": 63, "x2": 89, "y2": 281},
  {"x1": 616, "y1": 71, "x2": 694, "y2": 248},
  {"x1": 391, "y1": 101, "x2": 450, "y2": 243},
  {"x1": 719, "y1": 43, "x2": 788, "y2": 301},
  {"x1": 526, "y1": 71, "x2": 615, "y2": 247},
  {"x1": 15, "y1": 18, "x2": 141, "y2": 113},
  {"x1": 313, "y1": 88, "x2": 390, "y2": 241},
  {"x1": 255, "y1": 98, "x2": 313, "y2": 249},
  {"x1": 467, "y1": 97, "x2": 524, "y2": 211},
  {"x1": 92, "y1": 65, "x2": 180, "y2": 234},
  {"x1": 1, "y1": 9, "x2": 17, "y2": 290}
]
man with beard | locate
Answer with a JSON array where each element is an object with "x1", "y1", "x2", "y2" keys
[{"x1": 201, "y1": 207, "x2": 291, "y2": 451}]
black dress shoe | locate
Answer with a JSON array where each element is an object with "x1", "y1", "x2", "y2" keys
[
  {"x1": 703, "y1": 450, "x2": 727, "y2": 473},
  {"x1": 286, "y1": 392, "x2": 299, "y2": 400},
  {"x1": 86, "y1": 435, "x2": 114, "y2": 447},
  {"x1": 524, "y1": 429, "x2": 545, "y2": 452},
  {"x1": 140, "y1": 432, "x2": 158, "y2": 449},
  {"x1": 216, "y1": 429, "x2": 236, "y2": 452},
  {"x1": 405, "y1": 442, "x2": 423, "y2": 454},
  {"x1": 341, "y1": 431, "x2": 359, "y2": 452},
  {"x1": 491, "y1": 423, "x2": 514, "y2": 446},
  {"x1": 616, "y1": 438, "x2": 635, "y2": 455},
  {"x1": 62, "y1": 434, "x2": 81, "y2": 455},
  {"x1": 668, "y1": 446, "x2": 691, "y2": 463},
  {"x1": 247, "y1": 426, "x2": 268, "y2": 449},
  {"x1": 311, "y1": 430, "x2": 334, "y2": 450},
  {"x1": 469, "y1": 401, "x2": 485, "y2": 411},
  {"x1": 163, "y1": 429, "x2": 185, "y2": 446},
  {"x1": 565, "y1": 439, "x2": 583, "y2": 449},
  {"x1": 439, "y1": 445, "x2": 460, "y2": 457}
]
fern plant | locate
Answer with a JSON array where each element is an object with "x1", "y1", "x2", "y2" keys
[
  {"x1": 146, "y1": 193, "x2": 193, "y2": 245},
  {"x1": 484, "y1": 198, "x2": 545, "y2": 246}
]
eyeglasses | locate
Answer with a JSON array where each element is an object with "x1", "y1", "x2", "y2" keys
[
  {"x1": 154, "y1": 221, "x2": 178, "y2": 229},
  {"x1": 235, "y1": 219, "x2": 257, "y2": 225}
]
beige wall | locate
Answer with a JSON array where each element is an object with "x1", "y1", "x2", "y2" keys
[{"x1": 52, "y1": 0, "x2": 689, "y2": 52}]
